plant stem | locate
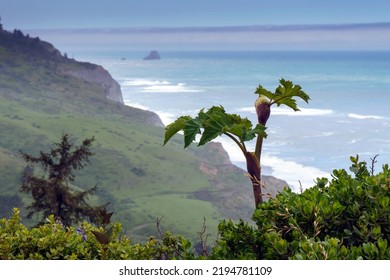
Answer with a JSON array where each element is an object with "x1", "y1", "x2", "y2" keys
[
  {"x1": 254, "y1": 134, "x2": 263, "y2": 162},
  {"x1": 224, "y1": 132, "x2": 263, "y2": 207},
  {"x1": 251, "y1": 133, "x2": 265, "y2": 207},
  {"x1": 245, "y1": 151, "x2": 263, "y2": 206},
  {"x1": 224, "y1": 132, "x2": 247, "y2": 155}
]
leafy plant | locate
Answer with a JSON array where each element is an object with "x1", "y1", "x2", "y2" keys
[
  {"x1": 211, "y1": 157, "x2": 390, "y2": 259},
  {"x1": 3, "y1": 157, "x2": 390, "y2": 260},
  {"x1": 0, "y1": 208, "x2": 196, "y2": 260},
  {"x1": 164, "y1": 79, "x2": 309, "y2": 207}
]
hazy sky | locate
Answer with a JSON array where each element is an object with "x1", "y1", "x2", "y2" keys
[
  {"x1": 2, "y1": 0, "x2": 390, "y2": 29},
  {"x1": 1, "y1": 0, "x2": 390, "y2": 51}
]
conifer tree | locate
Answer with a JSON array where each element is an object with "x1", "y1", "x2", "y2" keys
[{"x1": 20, "y1": 133, "x2": 105, "y2": 226}]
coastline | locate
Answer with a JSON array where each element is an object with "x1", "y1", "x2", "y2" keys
[
  {"x1": 100, "y1": 51, "x2": 390, "y2": 193},
  {"x1": 123, "y1": 99, "x2": 330, "y2": 191}
]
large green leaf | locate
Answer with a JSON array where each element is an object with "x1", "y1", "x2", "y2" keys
[
  {"x1": 255, "y1": 78, "x2": 310, "y2": 111},
  {"x1": 198, "y1": 112, "x2": 228, "y2": 146},
  {"x1": 163, "y1": 115, "x2": 192, "y2": 146},
  {"x1": 243, "y1": 124, "x2": 267, "y2": 142},
  {"x1": 273, "y1": 79, "x2": 310, "y2": 111},
  {"x1": 255, "y1": 85, "x2": 274, "y2": 101},
  {"x1": 229, "y1": 122, "x2": 248, "y2": 140},
  {"x1": 228, "y1": 118, "x2": 258, "y2": 142},
  {"x1": 164, "y1": 105, "x2": 268, "y2": 149},
  {"x1": 183, "y1": 118, "x2": 202, "y2": 148}
]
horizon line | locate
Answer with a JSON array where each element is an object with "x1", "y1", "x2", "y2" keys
[{"x1": 23, "y1": 22, "x2": 390, "y2": 33}]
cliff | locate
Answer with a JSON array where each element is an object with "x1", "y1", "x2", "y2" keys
[
  {"x1": 0, "y1": 28, "x2": 164, "y2": 127},
  {"x1": 65, "y1": 64, "x2": 124, "y2": 104},
  {"x1": 0, "y1": 28, "x2": 124, "y2": 105}
]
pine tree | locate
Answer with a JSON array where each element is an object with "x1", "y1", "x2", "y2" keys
[{"x1": 20, "y1": 133, "x2": 106, "y2": 227}]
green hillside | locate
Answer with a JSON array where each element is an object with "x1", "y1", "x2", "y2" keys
[{"x1": 0, "y1": 27, "x2": 286, "y2": 242}]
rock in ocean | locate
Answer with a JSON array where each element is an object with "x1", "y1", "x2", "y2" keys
[{"x1": 143, "y1": 50, "x2": 161, "y2": 60}]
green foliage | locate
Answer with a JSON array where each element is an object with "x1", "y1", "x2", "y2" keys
[
  {"x1": 164, "y1": 106, "x2": 266, "y2": 150},
  {"x1": 211, "y1": 157, "x2": 390, "y2": 259},
  {"x1": 255, "y1": 78, "x2": 310, "y2": 111},
  {"x1": 3, "y1": 155, "x2": 390, "y2": 261},
  {"x1": 0, "y1": 208, "x2": 196, "y2": 260}
]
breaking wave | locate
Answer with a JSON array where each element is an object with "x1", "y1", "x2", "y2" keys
[
  {"x1": 122, "y1": 78, "x2": 203, "y2": 93},
  {"x1": 348, "y1": 113, "x2": 386, "y2": 120}
]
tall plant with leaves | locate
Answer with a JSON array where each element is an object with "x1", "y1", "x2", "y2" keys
[
  {"x1": 20, "y1": 133, "x2": 106, "y2": 227},
  {"x1": 164, "y1": 79, "x2": 309, "y2": 208}
]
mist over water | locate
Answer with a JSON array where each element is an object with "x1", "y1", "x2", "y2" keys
[{"x1": 80, "y1": 51, "x2": 390, "y2": 191}]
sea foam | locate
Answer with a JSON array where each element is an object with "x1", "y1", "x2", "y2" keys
[
  {"x1": 348, "y1": 113, "x2": 386, "y2": 120},
  {"x1": 237, "y1": 107, "x2": 334, "y2": 116},
  {"x1": 122, "y1": 78, "x2": 203, "y2": 93}
]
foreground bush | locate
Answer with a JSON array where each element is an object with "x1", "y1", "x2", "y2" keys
[
  {"x1": 0, "y1": 209, "x2": 195, "y2": 260},
  {"x1": 2, "y1": 157, "x2": 390, "y2": 260},
  {"x1": 211, "y1": 156, "x2": 390, "y2": 259}
]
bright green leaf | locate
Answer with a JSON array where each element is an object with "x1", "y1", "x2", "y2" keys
[
  {"x1": 163, "y1": 116, "x2": 192, "y2": 146},
  {"x1": 272, "y1": 78, "x2": 310, "y2": 111},
  {"x1": 243, "y1": 124, "x2": 267, "y2": 141},
  {"x1": 204, "y1": 105, "x2": 226, "y2": 116},
  {"x1": 183, "y1": 118, "x2": 202, "y2": 148},
  {"x1": 255, "y1": 85, "x2": 275, "y2": 101},
  {"x1": 198, "y1": 111, "x2": 230, "y2": 146},
  {"x1": 255, "y1": 79, "x2": 310, "y2": 112},
  {"x1": 378, "y1": 238, "x2": 388, "y2": 251}
]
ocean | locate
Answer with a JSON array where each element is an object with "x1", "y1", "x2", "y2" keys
[{"x1": 76, "y1": 51, "x2": 390, "y2": 191}]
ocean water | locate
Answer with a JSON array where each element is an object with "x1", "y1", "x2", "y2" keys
[{"x1": 77, "y1": 51, "x2": 390, "y2": 191}]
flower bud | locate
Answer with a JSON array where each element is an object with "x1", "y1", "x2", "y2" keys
[{"x1": 255, "y1": 96, "x2": 271, "y2": 125}]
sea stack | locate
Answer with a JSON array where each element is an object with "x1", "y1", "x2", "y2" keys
[{"x1": 143, "y1": 50, "x2": 161, "y2": 60}]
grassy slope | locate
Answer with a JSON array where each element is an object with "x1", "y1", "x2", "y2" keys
[
  {"x1": 0, "y1": 29, "x2": 287, "y2": 242},
  {"x1": 0, "y1": 95, "x2": 224, "y2": 241}
]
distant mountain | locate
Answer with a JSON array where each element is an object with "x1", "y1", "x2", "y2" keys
[{"x1": 0, "y1": 27, "x2": 287, "y2": 242}]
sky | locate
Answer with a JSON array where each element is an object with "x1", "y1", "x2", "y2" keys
[
  {"x1": 1, "y1": 0, "x2": 390, "y2": 51},
  {"x1": 2, "y1": 0, "x2": 390, "y2": 29}
]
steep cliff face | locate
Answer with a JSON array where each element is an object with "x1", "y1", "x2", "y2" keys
[
  {"x1": 0, "y1": 28, "x2": 124, "y2": 104},
  {"x1": 66, "y1": 65, "x2": 124, "y2": 104},
  {"x1": 142, "y1": 111, "x2": 165, "y2": 127},
  {"x1": 0, "y1": 28, "x2": 164, "y2": 129}
]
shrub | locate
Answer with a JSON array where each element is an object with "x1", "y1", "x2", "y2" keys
[
  {"x1": 2, "y1": 156, "x2": 390, "y2": 259},
  {"x1": 0, "y1": 208, "x2": 195, "y2": 260},
  {"x1": 211, "y1": 156, "x2": 390, "y2": 259}
]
